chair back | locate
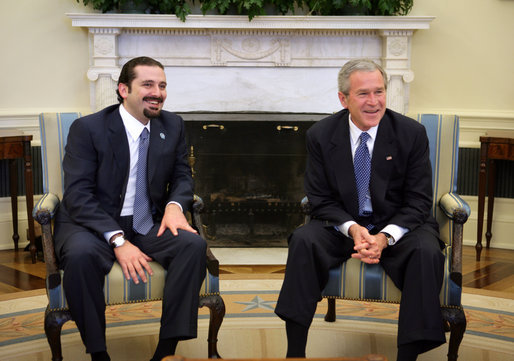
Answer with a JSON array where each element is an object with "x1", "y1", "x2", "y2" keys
[
  {"x1": 409, "y1": 114, "x2": 463, "y2": 246},
  {"x1": 39, "y1": 113, "x2": 82, "y2": 198}
]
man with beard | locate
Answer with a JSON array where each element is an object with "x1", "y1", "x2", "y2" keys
[{"x1": 54, "y1": 56, "x2": 206, "y2": 361}]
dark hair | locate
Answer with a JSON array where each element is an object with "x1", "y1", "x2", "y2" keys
[{"x1": 116, "y1": 56, "x2": 164, "y2": 103}]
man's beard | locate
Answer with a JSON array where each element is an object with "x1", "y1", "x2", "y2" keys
[
  {"x1": 143, "y1": 107, "x2": 161, "y2": 119},
  {"x1": 143, "y1": 96, "x2": 163, "y2": 119}
]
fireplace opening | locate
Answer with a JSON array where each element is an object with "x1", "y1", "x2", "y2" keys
[{"x1": 182, "y1": 113, "x2": 327, "y2": 247}]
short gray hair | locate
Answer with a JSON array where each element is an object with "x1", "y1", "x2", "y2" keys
[{"x1": 337, "y1": 59, "x2": 388, "y2": 96}]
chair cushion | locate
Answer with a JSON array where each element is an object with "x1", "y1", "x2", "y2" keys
[
  {"x1": 322, "y1": 246, "x2": 461, "y2": 307},
  {"x1": 47, "y1": 261, "x2": 219, "y2": 310}
]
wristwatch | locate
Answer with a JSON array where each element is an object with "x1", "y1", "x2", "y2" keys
[
  {"x1": 110, "y1": 234, "x2": 126, "y2": 248},
  {"x1": 381, "y1": 232, "x2": 396, "y2": 246}
]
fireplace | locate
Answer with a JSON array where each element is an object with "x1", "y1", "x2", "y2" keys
[
  {"x1": 68, "y1": 13, "x2": 434, "y2": 246},
  {"x1": 183, "y1": 113, "x2": 325, "y2": 246}
]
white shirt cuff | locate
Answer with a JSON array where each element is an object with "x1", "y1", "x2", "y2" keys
[
  {"x1": 379, "y1": 224, "x2": 409, "y2": 244},
  {"x1": 166, "y1": 201, "x2": 183, "y2": 212},
  {"x1": 335, "y1": 222, "x2": 408, "y2": 244},
  {"x1": 104, "y1": 230, "x2": 123, "y2": 243},
  {"x1": 336, "y1": 221, "x2": 356, "y2": 238}
]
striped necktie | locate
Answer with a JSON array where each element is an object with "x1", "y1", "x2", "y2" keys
[
  {"x1": 132, "y1": 128, "x2": 153, "y2": 235},
  {"x1": 354, "y1": 132, "x2": 372, "y2": 219}
]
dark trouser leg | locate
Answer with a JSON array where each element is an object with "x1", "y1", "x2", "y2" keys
[
  {"x1": 133, "y1": 227, "x2": 207, "y2": 341},
  {"x1": 396, "y1": 342, "x2": 421, "y2": 361},
  {"x1": 150, "y1": 338, "x2": 179, "y2": 361},
  {"x1": 285, "y1": 320, "x2": 309, "y2": 358},
  {"x1": 59, "y1": 232, "x2": 115, "y2": 354},
  {"x1": 275, "y1": 221, "x2": 353, "y2": 355},
  {"x1": 380, "y1": 226, "x2": 446, "y2": 359}
]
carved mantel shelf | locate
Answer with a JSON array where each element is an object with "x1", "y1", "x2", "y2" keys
[
  {"x1": 67, "y1": 14, "x2": 434, "y2": 113},
  {"x1": 68, "y1": 13, "x2": 434, "y2": 30}
]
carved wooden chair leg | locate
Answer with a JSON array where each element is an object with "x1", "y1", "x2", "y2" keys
[
  {"x1": 325, "y1": 298, "x2": 336, "y2": 322},
  {"x1": 200, "y1": 294, "x2": 226, "y2": 358},
  {"x1": 44, "y1": 308, "x2": 72, "y2": 361},
  {"x1": 442, "y1": 307, "x2": 466, "y2": 361}
]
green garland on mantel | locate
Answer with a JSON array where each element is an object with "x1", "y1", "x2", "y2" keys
[{"x1": 77, "y1": 0, "x2": 413, "y2": 21}]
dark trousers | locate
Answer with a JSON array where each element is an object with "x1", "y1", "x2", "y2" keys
[
  {"x1": 274, "y1": 219, "x2": 446, "y2": 351},
  {"x1": 58, "y1": 218, "x2": 207, "y2": 354}
]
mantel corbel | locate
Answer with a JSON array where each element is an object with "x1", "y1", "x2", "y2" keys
[
  {"x1": 87, "y1": 67, "x2": 120, "y2": 82},
  {"x1": 378, "y1": 29, "x2": 415, "y2": 114},
  {"x1": 87, "y1": 28, "x2": 121, "y2": 110}
]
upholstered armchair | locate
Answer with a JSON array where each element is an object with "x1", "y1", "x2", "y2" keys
[
  {"x1": 302, "y1": 114, "x2": 470, "y2": 361},
  {"x1": 33, "y1": 113, "x2": 225, "y2": 361}
]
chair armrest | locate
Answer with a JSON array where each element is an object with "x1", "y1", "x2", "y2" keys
[
  {"x1": 192, "y1": 195, "x2": 219, "y2": 277},
  {"x1": 33, "y1": 192, "x2": 60, "y2": 224},
  {"x1": 439, "y1": 192, "x2": 470, "y2": 224},
  {"x1": 32, "y1": 193, "x2": 61, "y2": 280},
  {"x1": 439, "y1": 192, "x2": 470, "y2": 288},
  {"x1": 301, "y1": 196, "x2": 312, "y2": 224}
]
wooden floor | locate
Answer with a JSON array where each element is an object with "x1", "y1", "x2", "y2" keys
[{"x1": 0, "y1": 245, "x2": 513, "y2": 300}]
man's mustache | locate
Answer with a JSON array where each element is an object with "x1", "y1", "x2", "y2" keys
[{"x1": 143, "y1": 96, "x2": 163, "y2": 103}]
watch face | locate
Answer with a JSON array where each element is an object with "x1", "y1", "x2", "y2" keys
[{"x1": 113, "y1": 237, "x2": 125, "y2": 248}]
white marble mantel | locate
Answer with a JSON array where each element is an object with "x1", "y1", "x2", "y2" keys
[{"x1": 67, "y1": 14, "x2": 434, "y2": 114}]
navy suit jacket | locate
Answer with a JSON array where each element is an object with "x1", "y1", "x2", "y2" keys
[
  {"x1": 305, "y1": 108, "x2": 439, "y2": 235},
  {"x1": 54, "y1": 104, "x2": 193, "y2": 253}
]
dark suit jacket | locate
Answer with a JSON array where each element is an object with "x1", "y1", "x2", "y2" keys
[
  {"x1": 54, "y1": 104, "x2": 193, "y2": 253},
  {"x1": 305, "y1": 108, "x2": 438, "y2": 235}
]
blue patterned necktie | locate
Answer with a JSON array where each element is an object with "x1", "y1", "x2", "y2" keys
[
  {"x1": 354, "y1": 132, "x2": 372, "y2": 218},
  {"x1": 133, "y1": 128, "x2": 153, "y2": 235}
]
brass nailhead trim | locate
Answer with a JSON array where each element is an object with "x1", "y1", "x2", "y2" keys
[{"x1": 48, "y1": 292, "x2": 221, "y2": 312}]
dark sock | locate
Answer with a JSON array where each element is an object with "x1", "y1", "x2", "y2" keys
[
  {"x1": 285, "y1": 320, "x2": 309, "y2": 358},
  {"x1": 150, "y1": 338, "x2": 179, "y2": 361},
  {"x1": 91, "y1": 351, "x2": 110, "y2": 361},
  {"x1": 397, "y1": 343, "x2": 419, "y2": 361},
  {"x1": 397, "y1": 339, "x2": 444, "y2": 361}
]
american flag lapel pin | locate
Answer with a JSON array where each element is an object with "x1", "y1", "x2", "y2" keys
[{"x1": 386, "y1": 155, "x2": 392, "y2": 161}]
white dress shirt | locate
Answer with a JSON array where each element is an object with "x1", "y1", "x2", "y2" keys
[
  {"x1": 104, "y1": 105, "x2": 181, "y2": 242},
  {"x1": 336, "y1": 115, "x2": 408, "y2": 244}
]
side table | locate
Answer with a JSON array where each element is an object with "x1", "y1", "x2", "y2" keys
[
  {"x1": 0, "y1": 132, "x2": 37, "y2": 263},
  {"x1": 476, "y1": 136, "x2": 514, "y2": 261}
]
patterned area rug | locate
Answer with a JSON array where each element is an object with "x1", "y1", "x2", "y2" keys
[
  {"x1": 1, "y1": 287, "x2": 513, "y2": 359},
  {"x1": 1, "y1": 291, "x2": 513, "y2": 346}
]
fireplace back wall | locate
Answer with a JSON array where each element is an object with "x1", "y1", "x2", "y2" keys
[{"x1": 183, "y1": 113, "x2": 326, "y2": 247}]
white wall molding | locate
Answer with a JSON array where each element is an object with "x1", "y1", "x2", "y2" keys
[
  {"x1": 459, "y1": 113, "x2": 514, "y2": 148},
  {"x1": 462, "y1": 196, "x2": 514, "y2": 251},
  {"x1": 407, "y1": 110, "x2": 514, "y2": 148},
  {"x1": 0, "y1": 196, "x2": 42, "y2": 251},
  {"x1": 0, "y1": 113, "x2": 41, "y2": 145}
]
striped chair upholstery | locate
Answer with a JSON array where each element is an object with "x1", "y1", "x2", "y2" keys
[
  {"x1": 312, "y1": 114, "x2": 470, "y2": 361},
  {"x1": 46, "y1": 265, "x2": 219, "y2": 310},
  {"x1": 33, "y1": 113, "x2": 225, "y2": 361},
  {"x1": 322, "y1": 246, "x2": 457, "y2": 305},
  {"x1": 39, "y1": 112, "x2": 81, "y2": 198}
]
